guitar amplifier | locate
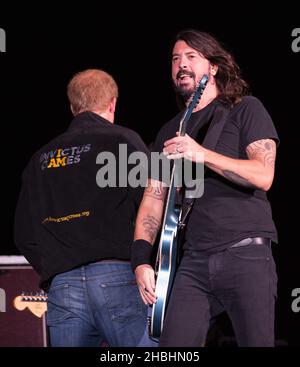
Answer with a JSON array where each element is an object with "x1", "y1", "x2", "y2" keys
[{"x1": 0, "y1": 257, "x2": 48, "y2": 347}]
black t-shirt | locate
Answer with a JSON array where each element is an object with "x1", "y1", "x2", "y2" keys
[{"x1": 153, "y1": 96, "x2": 279, "y2": 252}]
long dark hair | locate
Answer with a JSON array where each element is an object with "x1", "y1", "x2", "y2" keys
[{"x1": 173, "y1": 29, "x2": 249, "y2": 107}]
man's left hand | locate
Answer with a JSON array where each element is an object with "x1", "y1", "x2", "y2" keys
[{"x1": 163, "y1": 132, "x2": 205, "y2": 162}]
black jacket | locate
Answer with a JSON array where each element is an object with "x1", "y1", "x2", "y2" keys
[{"x1": 14, "y1": 112, "x2": 149, "y2": 289}]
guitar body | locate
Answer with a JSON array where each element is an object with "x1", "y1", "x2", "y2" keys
[
  {"x1": 150, "y1": 194, "x2": 181, "y2": 338},
  {"x1": 149, "y1": 75, "x2": 209, "y2": 339}
]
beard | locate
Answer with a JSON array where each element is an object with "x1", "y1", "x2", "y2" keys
[{"x1": 173, "y1": 70, "x2": 197, "y2": 102}]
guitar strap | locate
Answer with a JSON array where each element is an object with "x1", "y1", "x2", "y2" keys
[{"x1": 179, "y1": 102, "x2": 230, "y2": 228}]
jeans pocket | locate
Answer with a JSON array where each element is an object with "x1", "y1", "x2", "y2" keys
[
  {"x1": 100, "y1": 278, "x2": 145, "y2": 323},
  {"x1": 228, "y1": 244, "x2": 272, "y2": 261},
  {"x1": 46, "y1": 283, "x2": 72, "y2": 326}
]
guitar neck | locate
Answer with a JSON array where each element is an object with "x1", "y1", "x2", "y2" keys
[
  {"x1": 159, "y1": 163, "x2": 180, "y2": 242},
  {"x1": 178, "y1": 107, "x2": 190, "y2": 136},
  {"x1": 159, "y1": 76, "x2": 209, "y2": 235}
]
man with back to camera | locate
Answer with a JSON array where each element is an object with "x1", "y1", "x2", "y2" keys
[{"x1": 15, "y1": 69, "x2": 156, "y2": 347}]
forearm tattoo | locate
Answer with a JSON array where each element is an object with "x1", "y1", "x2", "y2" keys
[
  {"x1": 142, "y1": 215, "x2": 161, "y2": 242},
  {"x1": 145, "y1": 181, "x2": 166, "y2": 201},
  {"x1": 246, "y1": 139, "x2": 276, "y2": 168}
]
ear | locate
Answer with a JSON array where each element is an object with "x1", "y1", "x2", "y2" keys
[
  {"x1": 70, "y1": 104, "x2": 76, "y2": 116},
  {"x1": 109, "y1": 97, "x2": 117, "y2": 114},
  {"x1": 210, "y1": 64, "x2": 218, "y2": 76}
]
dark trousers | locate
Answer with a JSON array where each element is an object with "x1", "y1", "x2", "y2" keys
[{"x1": 159, "y1": 242, "x2": 277, "y2": 347}]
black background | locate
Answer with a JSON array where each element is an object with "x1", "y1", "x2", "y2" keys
[{"x1": 1, "y1": 4, "x2": 299, "y2": 346}]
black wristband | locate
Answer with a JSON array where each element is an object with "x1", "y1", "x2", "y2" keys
[{"x1": 131, "y1": 239, "x2": 153, "y2": 272}]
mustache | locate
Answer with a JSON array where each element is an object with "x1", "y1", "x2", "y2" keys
[{"x1": 176, "y1": 70, "x2": 196, "y2": 80}]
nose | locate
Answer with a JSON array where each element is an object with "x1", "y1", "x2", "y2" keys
[
  {"x1": 178, "y1": 53, "x2": 190, "y2": 70},
  {"x1": 179, "y1": 58, "x2": 188, "y2": 70}
]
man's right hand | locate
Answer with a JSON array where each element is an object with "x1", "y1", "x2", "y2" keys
[{"x1": 135, "y1": 264, "x2": 157, "y2": 305}]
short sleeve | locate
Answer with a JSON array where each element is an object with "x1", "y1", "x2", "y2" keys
[
  {"x1": 239, "y1": 96, "x2": 279, "y2": 150},
  {"x1": 149, "y1": 117, "x2": 180, "y2": 184}
]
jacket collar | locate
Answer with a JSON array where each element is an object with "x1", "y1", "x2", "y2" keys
[{"x1": 67, "y1": 111, "x2": 113, "y2": 132}]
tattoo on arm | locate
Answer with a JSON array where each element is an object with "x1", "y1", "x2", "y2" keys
[
  {"x1": 145, "y1": 181, "x2": 166, "y2": 201},
  {"x1": 223, "y1": 140, "x2": 276, "y2": 189},
  {"x1": 246, "y1": 139, "x2": 276, "y2": 168},
  {"x1": 142, "y1": 215, "x2": 161, "y2": 243}
]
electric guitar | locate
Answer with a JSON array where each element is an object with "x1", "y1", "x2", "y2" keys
[
  {"x1": 150, "y1": 75, "x2": 209, "y2": 339},
  {"x1": 13, "y1": 291, "x2": 48, "y2": 318}
]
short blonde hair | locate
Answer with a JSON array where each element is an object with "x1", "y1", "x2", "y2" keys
[{"x1": 67, "y1": 69, "x2": 118, "y2": 115}]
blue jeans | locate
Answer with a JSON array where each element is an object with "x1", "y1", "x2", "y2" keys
[{"x1": 46, "y1": 261, "x2": 157, "y2": 347}]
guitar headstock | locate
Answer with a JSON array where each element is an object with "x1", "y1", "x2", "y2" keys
[
  {"x1": 188, "y1": 74, "x2": 209, "y2": 110},
  {"x1": 13, "y1": 291, "x2": 48, "y2": 318},
  {"x1": 179, "y1": 74, "x2": 209, "y2": 135}
]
